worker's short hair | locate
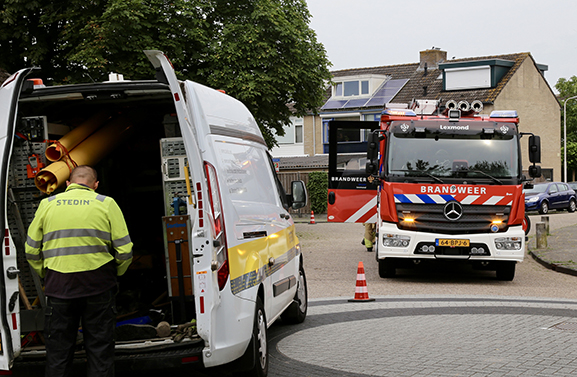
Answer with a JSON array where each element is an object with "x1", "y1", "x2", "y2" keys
[{"x1": 70, "y1": 165, "x2": 98, "y2": 184}]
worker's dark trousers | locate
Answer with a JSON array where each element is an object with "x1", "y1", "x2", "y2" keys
[{"x1": 44, "y1": 288, "x2": 116, "y2": 377}]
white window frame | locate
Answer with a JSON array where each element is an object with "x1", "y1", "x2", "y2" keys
[{"x1": 277, "y1": 117, "x2": 304, "y2": 145}]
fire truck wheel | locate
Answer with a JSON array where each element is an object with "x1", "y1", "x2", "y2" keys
[
  {"x1": 539, "y1": 201, "x2": 549, "y2": 214},
  {"x1": 281, "y1": 266, "x2": 308, "y2": 324},
  {"x1": 378, "y1": 258, "x2": 396, "y2": 278},
  {"x1": 496, "y1": 261, "x2": 516, "y2": 281},
  {"x1": 568, "y1": 199, "x2": 576, "y2": 213}
]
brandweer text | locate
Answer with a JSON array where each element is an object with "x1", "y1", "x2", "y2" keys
[{"x1": 420, "y1": 186, "x2": 487, "y2": 194}]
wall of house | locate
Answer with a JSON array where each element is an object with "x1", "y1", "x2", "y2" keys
[
  {"x1": 303, "y1": 114, "x2": 324, "y2": 156},
  {"x1": 491, "y1": 58, "x2": 561, "y2": 181}
]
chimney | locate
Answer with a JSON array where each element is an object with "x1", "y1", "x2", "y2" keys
[{"x1": 419, "y1": 47, "x2": 447, "y2": 70}]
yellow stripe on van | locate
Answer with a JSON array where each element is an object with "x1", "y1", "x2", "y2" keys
[{"x1": 228, "y1": 225, "x2": 299, "y2": 295}]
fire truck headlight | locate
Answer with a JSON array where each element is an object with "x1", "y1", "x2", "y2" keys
[
  {"x1": 494, "y1": 237, "x2": 522, "y2": 250},
  {"x1": 383, "y1": 234, "x2": 411, "y2": 248}
]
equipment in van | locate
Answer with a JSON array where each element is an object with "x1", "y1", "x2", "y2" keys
[{"x1": 35, "y1": 113, "x2": 135, "y2": 194}]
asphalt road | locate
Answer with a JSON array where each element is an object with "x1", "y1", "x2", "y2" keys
[{"x1": 299, "y1": 211, "x2": 577, "y2": 300}]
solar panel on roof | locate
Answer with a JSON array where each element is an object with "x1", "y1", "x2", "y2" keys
[
  {"x1": 321, "y1": 99, "x2": 349, "y2": 110},
  {"x1": 342, "y1": 98, "x2": 369, "y2": 108},
  {"x1": 365, "y1": 79, "x2": 408, "y2": 108},
  {"x1": 321, "y1": 78, "x2": 409, "y2": 110}
]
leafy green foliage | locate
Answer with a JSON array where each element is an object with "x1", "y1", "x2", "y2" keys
[
  {"x1": 306, "y1": 171, "x2": 328, "y2": 214},
  {"x1": 0, "y1": 0, "x2": 331, "y2": 148},
  {"x1": 556, "y1": 77, "x2": 577, "y2": 178}
]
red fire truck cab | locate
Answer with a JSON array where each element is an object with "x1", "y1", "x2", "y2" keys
[{"x1": 328, "y1": 100, "x2": 542, "y2": 281}]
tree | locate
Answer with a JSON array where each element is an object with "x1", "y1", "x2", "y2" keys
[
  {"x1": 0, "y1": 0, "x2": 331, "y2": 148},
  {"x1": 556, "y1": 77, "x2": 577, "y2": 180}
]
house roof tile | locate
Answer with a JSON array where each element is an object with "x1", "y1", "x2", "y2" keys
[{"x1": 324, "y1": 52, "x2": 545, "y2": 111}]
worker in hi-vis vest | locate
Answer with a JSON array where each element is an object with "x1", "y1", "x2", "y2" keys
[{"x1": 26, "y1": 165, "x2": 133, "y2": 377}]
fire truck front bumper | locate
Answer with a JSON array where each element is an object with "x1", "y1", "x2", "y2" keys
[{"x1": 376, "y1": 223, "x2": 525, "y2": 262}]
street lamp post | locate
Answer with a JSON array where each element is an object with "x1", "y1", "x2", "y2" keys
[{"x1": 563, "y1": 95, "x2": 577, "y2": 183}]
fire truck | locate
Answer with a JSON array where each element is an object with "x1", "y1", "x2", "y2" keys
[{"x1": 327, "y1": 100, "x2": 541, "y2": 281}]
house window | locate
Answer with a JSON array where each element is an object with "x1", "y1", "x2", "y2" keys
[
  {"x1": 334, "y1": 80, "x2": 370, "y2": 97},
  {"x1": 277, "y1": 117, "x2": 303, "y2": 144},
  {"x1": 295, "y1": 123, "x2": 303, "y2": 143},
  {"x1": 335, "y1": 83, "x2": 343, "y2": 96},
  {"x1": 344, "y1": 81, "x2": 359, "y2": 96}
]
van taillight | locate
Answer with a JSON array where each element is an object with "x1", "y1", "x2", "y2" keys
[{"x1": 204, "y1": 162, "x2": 229, "y2": 290}]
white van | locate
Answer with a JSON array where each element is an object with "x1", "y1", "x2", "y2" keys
[{"x1": 0, "y1": 50, "x2": 308, "y2": 376}]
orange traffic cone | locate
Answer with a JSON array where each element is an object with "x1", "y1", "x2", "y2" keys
[
  {"x1": 309, "y1": 210, "x2": 315, "y2": 224},
  {"x1": 348, "y1": 261, "x2": 375, "y2": 302}
]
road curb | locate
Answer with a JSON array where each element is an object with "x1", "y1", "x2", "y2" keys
[{"x1": 529, "y1": 250, "x2": 577, "y2": 277}]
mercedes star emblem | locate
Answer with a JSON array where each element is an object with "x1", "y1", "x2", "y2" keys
[{"x1": 443, "y1": 201, "x2": 463, "y2": 221}]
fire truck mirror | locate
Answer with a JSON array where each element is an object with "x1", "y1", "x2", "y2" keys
[
  {"x1": 366, "y1": 132, "x2": 379, "y2": 174},
  {"x1": 528, "y1": 135, "x2": 541, "y2": 163},
  {"x1": 365, "y1": 161, "x2": 378, "y2": 175},
  {"x1": 528, "y1": 165, "x2": 542, "y2": 178}
]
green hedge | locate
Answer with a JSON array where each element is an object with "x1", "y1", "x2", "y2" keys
[{"x1": 307, "y1": 171, "x2": 328, "y2": 214}]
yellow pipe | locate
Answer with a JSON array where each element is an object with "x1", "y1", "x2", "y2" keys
[
  {"x1": 45, "y1": 110, "x2": 111, "y2": 162},
  {"x1": 35, "y1": 115, "x2": 134, "y2": 194}
]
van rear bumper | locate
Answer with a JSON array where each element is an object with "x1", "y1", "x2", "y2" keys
[{"x1": 11, "y1": 345, "x2": 205, "y2": 375}]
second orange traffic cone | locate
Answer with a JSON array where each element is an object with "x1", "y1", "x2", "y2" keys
[
  {"x1": 348, "y1": 261, "x2": 375, "y2": 302},
  {"x1": 309, "y1": 210, "x2": 315, "y2": 224}
]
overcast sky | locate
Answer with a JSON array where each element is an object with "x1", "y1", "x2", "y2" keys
[{"x1": 305, "y1": 0, "x2": 577, "y2": 94}]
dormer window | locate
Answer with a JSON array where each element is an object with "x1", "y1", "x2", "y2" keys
[
  {"x1": 439, "y1": 59, "x2": 516, "y2": 91},
  {"x1": 334, "y1": 80, "x2": 371, "y2": 97}
]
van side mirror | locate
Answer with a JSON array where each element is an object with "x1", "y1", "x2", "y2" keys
[
  {"x1": 289, "y1": 181, "x2": 307, "y2": 209},
  {"x1": 528, "y1": 135, "x2": 541, "y2": 163},
  {"x1": 366, "y1": 131, "x2": 380, "y2": 175}
]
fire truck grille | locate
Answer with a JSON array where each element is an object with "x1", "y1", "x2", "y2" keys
[{"x1": 395, "y1": 203, "x2": 511, "y2": 235}]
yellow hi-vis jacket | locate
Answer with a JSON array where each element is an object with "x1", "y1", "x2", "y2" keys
[{"x1": 25, "y1": 183, "x2": 133, "y2": 278}]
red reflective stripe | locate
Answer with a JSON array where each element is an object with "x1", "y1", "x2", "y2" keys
[
  {"x1": 174, "y1": 93, "x2": 180, "y2": 102},
  {"x1": 4, "y1": 230, "x2": 9, "y2": 256},
  {"x1": 11, "y1": 313, "x2": 17, "y2": 330},
  {"x1": 197, "y1": 182, "x2": 204, "y2": 227},
  {"x1": 181, "y1": 356, "x2": 199, "y2": 364},
  {"x1": 199, "y1": 296, "x2": 204, "y2": 314}
]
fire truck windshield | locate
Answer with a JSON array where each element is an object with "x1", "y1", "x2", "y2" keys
[{"x1": 387, "y1": 125, "x2": 519, "y2": 181}]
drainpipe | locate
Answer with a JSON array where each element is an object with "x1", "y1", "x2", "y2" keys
[{"x1": 312, "y1": 115, "x2": 316, "y2": 156}]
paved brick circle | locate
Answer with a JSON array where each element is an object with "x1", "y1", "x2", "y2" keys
[{"x1": 268, "y1": 296, "x2": 577, "y2": 377}]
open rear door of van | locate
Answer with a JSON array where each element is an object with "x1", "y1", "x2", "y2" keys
[
  {"x1": 327, "y1": 120, "x2": 380, "y2": 223},
  {"x1": 0, "y1": 69, "x2": 34, "y2": 369},
  {"x1": 143, "y1": 50, "x2": 219, "y2": 356}
]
